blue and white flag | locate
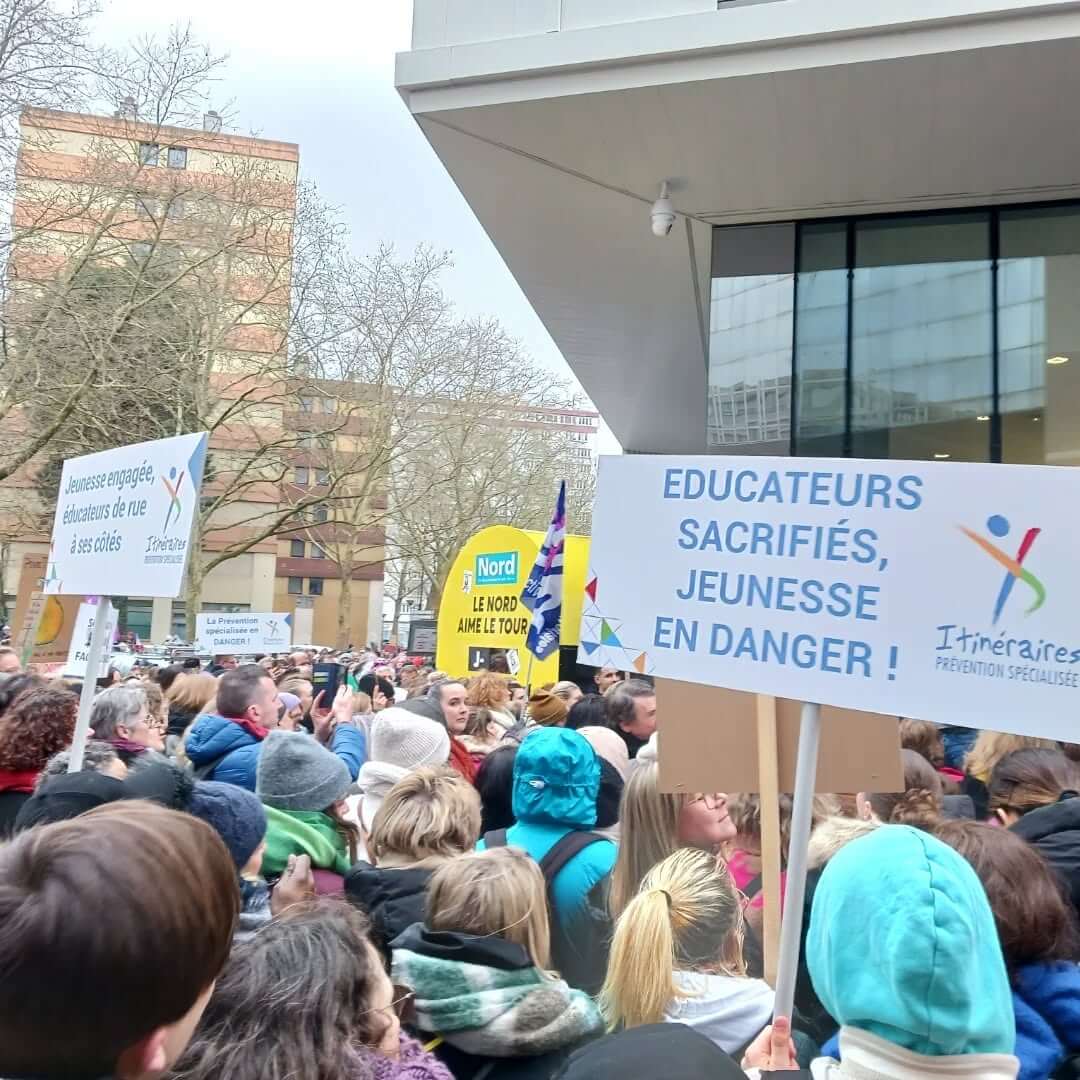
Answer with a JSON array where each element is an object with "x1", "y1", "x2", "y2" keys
[{"x1": 521, "y1": 481, "x2": 566, "y2": 661}]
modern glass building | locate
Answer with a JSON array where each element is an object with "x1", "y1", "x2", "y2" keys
[
  {"x1": 710, "y1": 205, "x2": 1080, "y2": 465},
  {"x1": 396, "y1": 1, "x2": 1080, "y2": 461}
]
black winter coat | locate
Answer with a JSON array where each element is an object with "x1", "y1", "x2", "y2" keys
[
  {"x1": 345, "y1": 862, "x2": 434, "y2": 961},
  {"x1": 0, "y1": 788, "x2": 30, "y2": 838},
  {"x1": 1012, "y1": 793, "x2": 1080, "y2": 918}
]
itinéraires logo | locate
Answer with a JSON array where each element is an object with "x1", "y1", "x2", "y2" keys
[
  {"x1": 161, "y1": 465, "x2": 186, "y2": 533},
  {"x1": 960, "y1": 514, "x2": 1046, "y2": 625}
]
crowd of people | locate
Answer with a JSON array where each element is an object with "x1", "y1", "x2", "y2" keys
[{"x1": 0, "y1": 646, "x2": 1078, "y2": 1080}]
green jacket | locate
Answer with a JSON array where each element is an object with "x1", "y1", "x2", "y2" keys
[{"x1": 262, "y1": 804, "x2": 351, "y2": 877}]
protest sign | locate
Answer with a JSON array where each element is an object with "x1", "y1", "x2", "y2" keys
[
  {"x1": 582, "y1": 455, "x2": 1080, "y2": 742},
  {"x1": 10, "y1": 554, "x2": 84, "y2": 665},
  {"x1": 45, "y1": 432, "x2": 208, "y2": 598},
  {"x1": 196, "y1": 612, "x2": 292, "y2": 653},
  {"x1": 653, "y1": 679, "x2": 902, "y2": 793},
  {"x1": 62, "y1": 601, "x2": 119, "y2": 678}
]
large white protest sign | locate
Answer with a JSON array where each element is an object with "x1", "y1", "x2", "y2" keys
[
  {"x1": 196, "y1": 612, "x2": 292, "y2": 653},
  {"x1": 581, "y1": 455, "x2": 1080, "y2": 742},
  {"x1": 62, "y1": 601, "x2": 119, "y2": 678},
  {"x1": 45, "y1": 432, "x2": 208, "y2": 598}
]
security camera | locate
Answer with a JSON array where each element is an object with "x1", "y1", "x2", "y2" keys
[{"x1": 651, "y1": 181, "x2": 676, "y2": 237}]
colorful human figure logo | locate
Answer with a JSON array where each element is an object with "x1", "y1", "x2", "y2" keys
[
  {"x1": 162, "y1": 466, "x2": 186, "y2": 533},
  {"x1": 959, "y1": 514, "x2": 1045, "y2": 624}
]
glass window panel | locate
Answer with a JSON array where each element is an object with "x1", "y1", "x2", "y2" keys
[
  {"x1": 794, "y1": 222, "x2": 847, "y2": 456},
  {"x1": 167, "y1": 146, "x2": 188, "y2": 169},
  {"x1": 287, "y1": 577, "x2": 303, "y2": 595},
  {"x1": 290, "y1": 539, "x2": 305, "y2": 557},
  {"x1": 708, "y1": 224, "x2": 794, "y2": 454},
  {"x1": 850, "y1": 213, "x2": 992, "y2": 463},
  {"x1": 999, "y1": 205, "x2": 1080, "y2": 466},
  {"x1": 308, "y1": 578, "x2": 324, "y2": 596}
]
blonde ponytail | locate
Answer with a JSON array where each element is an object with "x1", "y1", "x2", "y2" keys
[
  {"x1": 599, "y1": 848, "x2": 745, "y2": 1032},
  {"x1": 599, "y1": 887, "x2": 677, "y2": 1030}
]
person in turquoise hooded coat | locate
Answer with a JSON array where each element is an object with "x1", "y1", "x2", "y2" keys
[
  {"x1": 743, "y1": 824, "x2": 1020, "y2": 1079},
  {"x1": 477, "y1": 727, "x2": 616, "y2": 968}
]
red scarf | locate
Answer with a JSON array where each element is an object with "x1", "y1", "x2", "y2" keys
[
  {"x1": 228, "y1": 715, "x2": 269, "y2": 741},
  {"x1": 0, "y1": 768, "x2": 40, "y2": 794},
  {"x1": 449, "y1": 736, "x2": 477, "y2": 785}
]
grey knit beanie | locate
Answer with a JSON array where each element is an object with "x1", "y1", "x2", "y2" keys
[{"x1": 256, "y1": 730, "x2": 351, "y2": 811}]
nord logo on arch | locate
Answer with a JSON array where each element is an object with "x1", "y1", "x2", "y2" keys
[{"x1": 475, "y1": 551, "x2": 518, "y2": 586}]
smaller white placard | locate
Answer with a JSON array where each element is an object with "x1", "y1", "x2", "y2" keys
[
  {"x1": 63, "y1": 602, "x2": 119, "y2": 678},
  {"x1": 196, "y1": 612, "x2": 292, "y2": 653}
]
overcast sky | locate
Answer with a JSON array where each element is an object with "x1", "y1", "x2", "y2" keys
[{"x1": 93, "y1": 0, "x2": 620, "y2": 453}]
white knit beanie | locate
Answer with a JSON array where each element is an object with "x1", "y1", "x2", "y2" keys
[{"x1": 370, "y1": 707, "x2": 450, "y2": 770}]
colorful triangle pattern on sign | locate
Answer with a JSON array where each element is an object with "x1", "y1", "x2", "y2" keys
[{"x1": 577, "y1": 566, "x2": 654, "y2": 675}]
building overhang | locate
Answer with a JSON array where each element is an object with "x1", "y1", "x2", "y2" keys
[{"x1": 396, "y1": 2, "x2": 1080, "y2": 451}]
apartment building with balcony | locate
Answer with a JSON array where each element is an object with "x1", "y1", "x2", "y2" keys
[{"x1": 5, "y1": 106, "x2": 384, "y2": 645}]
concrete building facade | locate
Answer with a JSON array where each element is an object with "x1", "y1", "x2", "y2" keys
[{"x1": 395, "y1": 2, "x2": 1080, "y2": 469}]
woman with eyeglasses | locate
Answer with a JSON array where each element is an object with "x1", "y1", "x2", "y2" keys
[
  {"x1": 608, "y1": 756, "x2": 737, "y2": 919},
  {"x1": 168, "y1": 899, "x2": 452, "y2": 1080}
]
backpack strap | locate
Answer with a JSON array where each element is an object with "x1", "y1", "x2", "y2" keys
[
  {"x1": 483, "y1": 828, "x2": 509, "y2": 848},
  {"x1": 741, "y1": 872, "x2": 764, "y2": 901},
  {"x1": 191, "y1": 753, "x2": 228, "y2": 781},
  {"x1": 538, "y1": 831, "x2": 606, "y2": 900}
]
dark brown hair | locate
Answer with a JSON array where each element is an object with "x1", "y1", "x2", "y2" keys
[
  {"x1": 988, "y1": 748, "x2": 1080, "y2": 814},
  {"x1": 867, "y1": 749, "x2": 943, "y2": 828},
  {"x1": 935, "y1": 819, "x2": 1080, "y2": 968},
  {"x1": 170, "y1": 901, "x2": 390, "y2": 1080},
  {"x1": 216, "y1": 664, "x2": 273, "y2": 719},
  {"x1": 0, "y1": 684, "x2": 78, "y2": 772},
  {"x1": 0, "y1": 802, "x2": 239, "y2": 1075},
  {"x1": 899, "y1": 718, "x2": 945, "y2": 768}
]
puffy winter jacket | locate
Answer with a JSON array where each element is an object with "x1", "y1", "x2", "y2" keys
[
  {"x1": 1011, "y1": 794, "x2": 1080, "y2": 919},
  {"x1": 478, "y1": 728, "x2": 615, "y2": 931},
  {"x1": 345, "y1": 861, "x2": 434, "y2": 959},
  {"x1": 185, "y1": 714, "x2": 364, "y2": 791}
]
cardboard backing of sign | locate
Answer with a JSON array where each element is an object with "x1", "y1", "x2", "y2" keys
[
  {"x1": 10, "y1": 554, "x2": 83, "y2": 665},
  {"x1": 655, "y1": 678, "x2": 903, "y2": 794}
]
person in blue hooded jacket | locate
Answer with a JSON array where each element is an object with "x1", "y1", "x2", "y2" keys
[
  {"x1": 185, "y1": 665, "x2": 363, "y2": 791},
  {"x1": 742, "y1": 824, "x2": 1020, "y2": 1079},
  {"x1": 936, "y1": 819, "x2": 1080, "y2": 1080},
  {"x1": 478, "y1": 727, "x2": 616, "y2": 986}
]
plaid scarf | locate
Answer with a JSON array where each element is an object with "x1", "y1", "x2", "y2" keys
[{"x1": 391, "y1": 946, "x2": 602, "y2": 1058}]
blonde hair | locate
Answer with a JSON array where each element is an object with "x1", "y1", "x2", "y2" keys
[
  {"x1": 965, "y1": 731, "x2": 1059, "y2": 783},
  {"x1": 466, "y1": 670, "x2": 510, "y2": 710},
  {"x1": 369, "y1": 767, "x2": 481, "y2": 863},
  {"x1": 599, "y1": 848, "x2": 746, "y2": 1031},
  {"x1": 551, "y1": 681, "x2": 580, "y2": 703},
  {"x1": 166, "y1": 672, "x2": 217, "y2": 714},
  {"x1": 426, "y1": 847, "x2": 551, "y2": 971},
  {"x1": 608, "y1": 761, "x2": 685, "y2": 918}
]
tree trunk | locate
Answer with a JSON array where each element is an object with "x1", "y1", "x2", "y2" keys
[
  {"x1": 184, "y1": 547, "x2": 205, "y2": 643},
  {"x1": 336, "y1": 563, "x2": 353, "y2": 651}
]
